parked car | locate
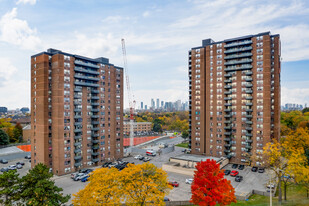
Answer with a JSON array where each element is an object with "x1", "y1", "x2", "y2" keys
[
  {"x1": 164, "y1": 197, "x2": 170, "y2": 202},
  {"x1": 102, "y1": 162, "x2": 112, "y2": 168},
  {"x1": 25, "y1": 155, "x2": 31, "y2": 159},
  {"x1": 230, "y1": 170, "x2": 239, "y2": 177},
  {"x1": 224, "y1": 170, "x2": 231, "y2": 175},
  {"x1": 258, "y1": 168, "x2": 265, "y2": 173},
  {"x1": 108, "y1": 162, "x2": 118, "y2": 168},
  {"x1": 85, "y1": 169, "x2": 93, "y2": 174},
  {"x1": 138, "y1": 156, "x2": 145, "y2": 160},
  {"x1": 143, "y1": 157, "x2": 151, "y2": 162},
  {"x1": 16, "y1": 164, "x2": 23, "y2": 169},
  {"x1": 232, "y1": 164, "x2": 238, "y2": 169},
  {"x1": 238, "y1": 165, "x2": 245, "y2": 170},
  {"x1": 71, "y1": 172, "x2": 84, "y2": 180},
  {"x1": 8, "y1": 165, "x2": 17, "y2": 170},
  {"x1": 0, "y1": 159, "x2": 8, "y2": 164},
  {"x1": 81, "y1": 176, "x2": 89, "y2": 182},
  {"x1": 73, "y1": 173, "x2": 86, "y2": 181},
  {"x1": 146, "y1": 150, "x2": 156, "y2": 156},
  {"x1": 134, "y1": 155, "x2": 143, "y2": 159},
  {"x1": 235, "y1": 175, "x2": 243, "y2": 182},
  {"x1": 185, "y1": 178, "x2": 193, "y2": 184},
  {"x1": 251, "y1": 166, "x2": 258, "y2": 172},
  {"x1": 16, "y1": 162, "x2": 25, "y2": 166},
  {"x1": 169, "y1": 181, "x2": 179, "y2": 187},
  {"x1": 0, "y1": 167, "x2": 8, "y2": 172},
  {"x1": 158, "y1": 142, "x2": 168, "y2": 148}
]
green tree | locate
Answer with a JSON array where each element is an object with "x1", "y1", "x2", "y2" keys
[
  {"x1": 0, "y1": 170, "x2": 21, "y2": 205},
  {"x1": 153, "y1": 122, "x2": 162, "y2": 132},
  {"x1": 303, "y1": 107, "x2": 309, "y2": 114},
  {"x1": 182, "y1": 130, "x2": 189, "y2": 139},
  {"x1": 20, "y1": 163, "x2": 70, "y2": 206},
  {"x1": 13, "y1": 123, "x2": 23, "y2": 143},
  {"x1": 0, "y1": 129, "x2": 9, "y2": 145}
]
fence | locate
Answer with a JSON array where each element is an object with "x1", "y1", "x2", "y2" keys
[{"x1": 0, "y1": 141, "x2": 30, "y2": 149}]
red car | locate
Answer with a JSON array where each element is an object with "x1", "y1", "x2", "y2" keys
[
  {"x1": 169, "y1": 181, "x2": 179, "y2": 187},
  {"x1": 230, "y1": 170, "x2": 239, "y2": 177}
]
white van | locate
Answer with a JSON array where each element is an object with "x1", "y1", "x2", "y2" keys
[{"x1": 146, "y1": 150, "x2": 156, "y2": 156}]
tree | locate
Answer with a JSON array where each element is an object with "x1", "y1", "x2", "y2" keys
[
  {"x1": 190, "y1": 159, "x2": 236, "y2": 206},
  {"x1": 0, "y1": 170, "x2": 21, "y2": 205},
  {"x1": 153, "y1": 122, "x2": 162, "y2": 132},
  {"x1": 0, "y1": 129, "x2": 9, "y2": 145},
  {"x1": 20, "y1": 163, "x2": 70, "y2": 205},
  {"x1": 73, "y1": 168, "x2": 122, "y2": 205},
  {"x1": 73, "y1": 163, "x2": 171, "y2": 206},
  {"x1": 13, "y1": 123, "x2": 23, "y2": 143},
  {"x1": 182, "y1": 130, "x2": 189, "y2": 139},
  {"x1": 303, "y1": 107, "x2": 309, "y2": 114}
]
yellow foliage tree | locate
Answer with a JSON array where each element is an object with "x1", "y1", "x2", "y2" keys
[
  {"x1": 72, "y1": 163, "x2": 172, "y2": 206},
  {"x1": 72, "y1": 168, "x2": 122, "y2": 205},
  {"x1": 120, "y1": 163, "x2": 172, "y2": 205}
]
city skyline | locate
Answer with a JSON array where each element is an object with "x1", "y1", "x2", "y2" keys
[{"x1": 0, "y1": 0, "x2": 309, "y2": 109}]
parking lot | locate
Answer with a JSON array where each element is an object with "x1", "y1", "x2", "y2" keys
[{"x1": 0, "y1": 157, "x2": 31, "y2": 177}]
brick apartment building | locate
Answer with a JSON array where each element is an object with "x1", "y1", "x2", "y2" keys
[
  {"x1": 123, "y1": 121, "x2": 152, "y2": 134},
  {"x1": 188, "y1": 32, "x2": 281, "y2": 165},
  {"x1": 31, "y1": 49, "x2": 123, "y2": 175}
]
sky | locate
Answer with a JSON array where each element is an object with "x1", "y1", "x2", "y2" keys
[{"x1": 0, "y1": 0, "x2": 309, "y2": 110}]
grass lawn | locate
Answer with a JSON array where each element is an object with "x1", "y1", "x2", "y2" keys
[{"x1": 175, "y1": 142, "x2": 189, "y2": 148}]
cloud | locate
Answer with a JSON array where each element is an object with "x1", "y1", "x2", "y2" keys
[
  {"x1": 0, "y1": 8, "x2": 41, "y2": 50},
  {"x1": 142, "y1": 11, "x2": 150, "y2": 17},
  {"x1": 281, "y1": 87, "x2": 309, "y2": 105},
  {"x1": 16, "y1": 0, "x2": 36, "y2": 5},
  {"x1": 0, "y1": 57, "x2": 17, "y2": 82}
]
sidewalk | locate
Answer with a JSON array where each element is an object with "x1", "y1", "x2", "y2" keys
[{"x1": 0, "y1": 146, "x2": 24, "y2": 156}]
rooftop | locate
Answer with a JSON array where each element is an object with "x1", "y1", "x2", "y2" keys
[{"x1": 170, "y1": 154, "x2": 225, "y2": 163}]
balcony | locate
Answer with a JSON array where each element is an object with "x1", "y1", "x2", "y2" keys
[
  {"x1": 245, "y1": 83, "x2": 253, "y2": 88},
  {"x1": 74, "y1": 162, "x2": 82, "y2": 167},
  {"x1": 91, "y1": 127, "x2": 99, "y2": 131},
  {"x1": 245, "y1": 96, "x2": 253, "y2": 100},
  {"x1": 224, "y1": 120, "x2": 231, "y2": 124},
  {"x1": 91, "y1": 102, "x2": 100, "y2": 106},
  {"x1": 224, "y1": 85, "x2": 232, "y2": 89},
  {"x1": 91, "y1": 90, "x2": 99, "y2": 93},
  {"x1": 224, "y1": 59, "x2": 252, "y2": 66},
  {"x1": 74, "y1": 81, "x2": 99, "y2": 88},
  {"x1": 245, "y1": 90, "x2": 253, "y2": 94},
  {"x1": 245, "y1": 145, "x2": 252, "y2": 149},
  {"x1": 74, "y1": 115, "x2": 82, "y2": 119},
  {"x1": 225, "y1": 103, "x2": 232, "y2": 107},
  {"x1": 74, "y1": 155, "x2": 82, "y2": 160},
  {"x1": 225, "y1": 64, "x2": 253, "y2": 72},
  {"x1": 74, "y1": 128, "x2": 82, "y2": 133},
  {"x1": 91, "y1": 96, "x2": 100, "y2": 100},
  {"x1": 224, "y1": 132, "x2": 231, "y2": 135},
  {"x1": 75, "y1": 60, "x2": 100, "y2": 69},
  {"x1": 224, "y1": 40, "x2": 252, "y2": 48},
  {"x1": 74, "y1": 135, "x2": 82, "y2": 140},
  {"x1": 224, "y1": 97, "x2": 232, "y2": 101},
  {"x1": 245, "y1": 71, "x2": 253, "y2": 75},
  {"x1": 92, "y1": 145, "x2": 99, "y2": 150},
  {"x1": 224, "y1": 79, "x2": 232, "y2": 83},
  {"x1": 224, "y1": 114, "x2": 231, "y2": 118},
  {"x1": 246, "y1": 127, "x2": 253, "y2": 131},
  {"x1": 224, "y1": 126, "x2": 231, "y2": 130},
  {"x1": 74, "y1": 94, "x2": 82, "y2": 99},
  {"x1": 74, "y1": 67, "x2": 99, "y2": 75},
  {"x1": 224, "y1": 46, "x2": 252, "y2": 54},
  {"x1": 74, "y1": 149, "x2": 81, "y2": 153},
  {"x1": 74, "y1": 74, "x2": 99, "y2": 81},
  {"x1": 91, "y1": 108, "x2": 100, "y2": 112},
  {"x1": 74, "y1": 122, "x2": 82, "y2": 126},
  {"x1": 246, "y1": 109, "x2": 253, "y2": 112},
  {"x1": 224, "y1": 73, "x2": 232, "y2": 77},
  {"x1": 74, "y1": 108, "x2": 82, "y2": 112},
  {"x1": 92, "y1": 121, "x2": 99, "y2": 125},
  {"x1": 91, "y1": 139, "x2": 100, "y2": 144},
  {"x1": 224, "y1": 109, "x2": 231, "y2": 112},
  {"x1": 74, "y1": 88, "x2": 82, "y2": 92},
  {"x1": 224, "y1": 144, "x2": 231, "y2": 147},
  {"x1": 224, "y1": 149, "x2": 231, "y2": 153},
  {"x1": 91, "y1": 133, "x2": 99, "y2": 138},
  {"x1": 224, "y1": 52, "x2": 252, "y2": 60},
  {"x1": 246, "y1": 121, "x2": 253, "y2": 124},
  {"x1": 92, "y1": 151, "x2": 99, "y2": 156},
  {"x1": 224, "y1": 138, "x2": 231, "y2": 141},
  {"x1": 246, "y1": 102, "x2": 253, "y2": 106},
  {"x1": 246, "y1": 114, "x2": 253, "y2": 118},
  {"x1": 92, "y1": 158, "x2": 99, "y2": 163},
  {"x1": 224, "y1": 91, "x2": 232, "y2": 95},
  {"x1": 245, "y1": 78, "x2": 253, "y2": 82},
  {"x1": 246, "y1": 139, "x2": 253, "y2": 143},
  {"x1": 74, "y1": 142, "x2": 82, "y2": 147},
  {"x1": 246, "y1": 133, "x2": 253, "y2": 137},
  {"x1": 91, "y1": 115, "x2": 100, "y2": 118}
]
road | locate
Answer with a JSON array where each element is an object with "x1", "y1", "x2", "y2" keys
[{"x1": 0, "y1": 151, "x2": 30, "y2": 161}]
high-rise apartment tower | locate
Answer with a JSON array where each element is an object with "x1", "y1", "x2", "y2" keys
[
  {"x1": 188, "y1": 32, "x2": 280, "y2": 165},
  {"x1": 31, "y1": 49, "x2": 123, "y2": 175}
]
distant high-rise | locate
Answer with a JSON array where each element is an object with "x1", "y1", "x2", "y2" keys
[
  {"x1": 151, "y1": 99, "x2": 155, "y2": 109},
  {"x1": 189, "y1": 32, "x2": 281, "y2": 165},
  {"x1": 141, "y1": 102, "x2": 143, "y2": 110},
  {"x1": 31, "y1": 48, "x2": 123, "y2": 175},
  {"x1": 161, "y1": 101, "x2": 164, "y2": 108},
  {"x1": 145, "y1": 105, "x2": 148, "y2": 110},
  {"x1": 156, "y1": 98, "x2": 160, "y2": 109},
  {"x1": 0, "y1": 107, "x2": 8, "y2": 113}
]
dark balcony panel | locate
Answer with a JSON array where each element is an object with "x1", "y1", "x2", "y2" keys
[
  {"x1": 74, "y1": 155, "x2": 82, "y2": 160},
  {"x1": 74, "y1": 162, "x2": 82, "y2": 167},
  {"x1": 74, "y1": 149, "x2": 81, "y2": 153},
  {"x1": 91, "y1": 152, "x2": 99, "y2": 156},
  {"x1": 245, "y1": 96, "x2": 253, "y2": 100},
  {"x1": 245, "y1": 145, "x2": 252, "y2": 149},
  {"x1": 224, "y1": 138, "x2": 231, "y2": 141},
  {"x1": 92, "y1": 145, "x2": 99, "y2": 150},
  {"x1": 91, "y1": 139, "x2": 100, "y2": 144},
  {"x1": 246, "y1": 121, "x2": 253, "y2": 124},
  {"x1": 246, "y1": 133, "x2": 253, "y2": 137},
  {"x1": 224, "y1": 97, "x2": 232, "y2": 101},
  {"x1": 92, "y1": 158, "x2": 99, "y2": 163},
  {"x1": 74, "y1": 128, "x2": 82, "y2": 133},
  {"x1": 74, "y1": 142, "x2": 82, "y2": 147},
  {"x1": 224, "y1": 132, "x2": 231, "y2": 135},
  {"x1": 246, "y1": 102, "x2": 253, "y2": 106},
  {"x1": 74, "y1": 60, "x2": 100, "y2": 69},
  {"x1": 74, "y1": 135, "x2": 82, "y2": 140},
  {"x1": 225, "y1": 144, "x2": 231, "y2": 147}
]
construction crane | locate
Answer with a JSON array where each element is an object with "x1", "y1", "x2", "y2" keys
[{"x1": 121, "y1": 38, "x2": 136, "y2": 152}]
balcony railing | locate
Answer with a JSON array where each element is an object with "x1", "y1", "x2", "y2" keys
[
  {"x1": 224, "y1": 52, "x2": 252, "y2": 60},
  {"x1": 74, "y1": 67, "x2": 99, "y2": 75},
  {"x1": 75, "y1": 60, "x2": 100, "y2": 69},
  {"x1": 224, "y1": 40, "x2": 252, "y2": 48},
  {"x1": 224, "y1": 46, "x2": 252, "y2": 54}
]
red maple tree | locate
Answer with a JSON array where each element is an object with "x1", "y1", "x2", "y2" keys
[{"x1": 190, "y1": 159, "x2": 236, "y2": 206}]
